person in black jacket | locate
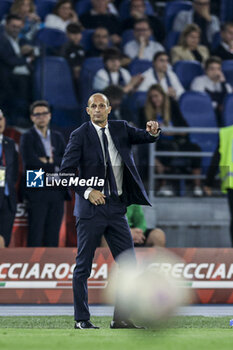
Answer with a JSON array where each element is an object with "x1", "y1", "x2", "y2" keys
[
  {"x1": 20, "y1": 100, "x2": 67, "y2": 247},
  {"x1": 0, "y1": 109, "x2": 19, "y2": 247},
  {"x1": 138, "y1": 84, "x2": 202, "y2": 196},
  {"x1": 214, "y1": 22, "x2": 233, "y2": 60}
]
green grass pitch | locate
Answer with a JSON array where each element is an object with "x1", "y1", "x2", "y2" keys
[{"x1": 0, "y1": 316, "x2": 233, "y2": 350}]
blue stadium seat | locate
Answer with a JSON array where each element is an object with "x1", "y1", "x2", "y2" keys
[
  {"x1": 179, "y1": 92, "x2": 218, "y2": 171},
  {"x1": 165, "y1": 31, "x2": 180, "y2": 52},
  {"x1": 173, "y1": 61, "x2": 204, "y2": 90},
  {"x1": 220, "y1": 0, "x2": 233, "y2": 23},
  {"x1": 122, "y1": 29, "x2": 134, "y2": 47},
  {"x1": 164, "y1": 1, "x2": 192, "y2": 32},
  {"x1": 222, "y1": 60, "x2": 233, "y2": 86},
  {"x1": 75, "y1": 0, "x2": 91, "y2": 16},
  {"x1": 79, "y1": 57, "x2": 104, "y2": 106},
  {"x1": 223, "y1": 93, "x2": 233, "y2": 126},
  {"x1": 34, "y1": 28, "x2": 67, "y2": 48},
  {"x1": 211, "y1": 31, "x2": 221, "y2": 51},
  {"x1": 81, "y1": 29, "x2": 95, "y2": 51},
  {"x1": 128, "y1": 59, "x2": 152, "y2": 75},
  {"x1": 0, "y1": 0, "x2": 13, "y2": 20},
  {"x1": 35, "y1": 0, "x2": 57, "y2": 21},
  {"x1": 119, "y1": 0, "x2": 154, "y2": 21},
  {"x1": 34, "y1": 56, "x2": 78, "y2": 109}
]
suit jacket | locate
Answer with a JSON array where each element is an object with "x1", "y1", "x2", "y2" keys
[
  {"x1": 60, "y1": 120, "x2": 159, "y2": 218},
  {"x1": 20, "y1": 127, "x2": 67, "y2": 199},
  {"x1": 171, "y1": 45, "x2": 209, "y2": 65},
  {"x1": 0, "y1": 136, "x2": 18, "y2": 212}
]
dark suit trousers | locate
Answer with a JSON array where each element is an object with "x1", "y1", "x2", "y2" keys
[
  {"x1": 27, "y1": 190, "x2": 64, "y2": 247},
  {"x1": 0, "y1": 195, "x2": 16, "y2": 247},
  {"x1": 73, "y1": 196, "x2": 135, "y2": 322}
]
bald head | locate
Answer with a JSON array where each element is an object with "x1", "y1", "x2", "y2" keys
[{"x1": 88, "y1": 93, "x2": 110, "y2": 107}]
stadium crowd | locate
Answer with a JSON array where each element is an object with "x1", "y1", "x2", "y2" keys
[{"x1": 0, "y1": 0, "x2": 233, "y2": 247}]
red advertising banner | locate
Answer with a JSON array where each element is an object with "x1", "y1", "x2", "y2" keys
[{"x1": 1, "y1": 248, "x2": 233, "y2": 304}]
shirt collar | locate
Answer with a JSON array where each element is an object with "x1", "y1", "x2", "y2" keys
[
  {"x1": 91, "y1": 121, "x2": 109, "y2": 132},
  {"x1": 0, "y1": 134, "x2": 3, "y2": 143},
  {"x1": 34, "y1": 125, "x2": 50, "y2": 138}
]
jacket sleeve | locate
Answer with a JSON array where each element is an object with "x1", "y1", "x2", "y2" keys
[
  {"x1": 20, "y1": 133, "x2": 55, "y2": 172},
  {"x1": 126, "y1": 122, "x2": 160, "y2": 145}
]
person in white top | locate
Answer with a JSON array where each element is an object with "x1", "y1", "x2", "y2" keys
[
  {"x1": 93, "y1": 47, "x2": 143, "y2": 93},
  {"x1": 45, "y1": 0, "x2": 79, "y2": 32},
  {"x1": 191, "y1": 56, "x2": 232, "y2": 125},
  {"x1": 123, "y1": 18, "x2": 165, "y2": 61},
  {"x1": 137, "y1": 51, "x2": 185, "y2": 100}
]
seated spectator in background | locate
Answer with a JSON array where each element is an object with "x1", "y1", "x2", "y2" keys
[
  {"x1": 103, "y1": 85, "x2": 134, "y2": 122},
  {"x1": 123, "y1": 18, "x2": 165, "y2": 61},
  {"x1": 121, "y1": 0, "x2": 165, "y2": 44},
  {"x1": 45, "y1": 0, "x2": 79, "y2": 32},
  {"x1": 214, "y1": 22, "x2": 233, "y2": 60},
  {"x1": 93, "y1": 47, "x2": 143, "y2": 93},
  {"x1": 138, "y1": 84, "x2": 203, "y2": 197},
  {"x1": 0, "y1": 110, "x2": 19, "y2": 248},
  {"x1": 173, "y1": 0, "x2": 220, "y2": 47},
  {"x1": 86, "y1": 27, "x2": 110, "y2": 58},
  {"x1": 60, "y1": 23, "x2": 85, "y2": 81},
  {"x1": 80, "y1": 0, "x2": 121, "y2": 45},
  {"x1": 171, "y1": 24, "x2": 209, "y2": 65},
  {"x1": 138, "y1": 52, "x2": 185, "y2": 100},
  {"x1": 101, "y1": 204, "x2": 166, "y2": 247},
  {"x1": 191, "y1": 56, "x2": 232, "y2": 126},
  {"x1": 10, "y1": 0, "x2": 41, "y2": 42},
  {"x1": 0, "y1": 14, "x2": 36, "y2": 125}
]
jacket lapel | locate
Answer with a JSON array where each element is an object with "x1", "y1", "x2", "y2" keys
[
  {"x1": 87, "y1": 121, "x2": 104, "y2": 163},
  {"x1": 31, "y1": 128, "x2": 47, "y2": 156}
]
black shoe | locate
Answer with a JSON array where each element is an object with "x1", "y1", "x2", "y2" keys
[
  {"x1": 110, "y1": 320, "x2": 145, "y2": 329},
  {"x1": 75, "y1": 320, "x2": 99, "y2": 329}
]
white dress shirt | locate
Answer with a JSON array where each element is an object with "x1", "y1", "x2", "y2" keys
[
  {"x1": 93, "y1": 67, "x2": 131, "y2": 91},
  {"x1": 123, "y1": 39, "x2": 165, "y2": 61},
  {"x1": 84, "y1": 122, "x2": 124, "y2": 199}
]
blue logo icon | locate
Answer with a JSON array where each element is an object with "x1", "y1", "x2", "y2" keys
[{"x1": 26, "y1": 168, "x2": 45, "y2": 188}]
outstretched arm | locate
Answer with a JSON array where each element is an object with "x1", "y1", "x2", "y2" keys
[{"x1": 126, "y1": 121, "x2": 161, "y2": 145}]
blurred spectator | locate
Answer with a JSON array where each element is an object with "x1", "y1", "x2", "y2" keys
[
  {"x1": 80, "y1": 0, "x2": 121, "y2": 45},
  {"x1": 60, "y1": 23, "x2": 85, "y2": 81},
  {"x1": 0, "y1": 14, "x2": 37, "y2": 125},
  {"x1": 45, "y1": 0, "x2": 79, "y2": 32},
  {"x1": 20, "y1": 100, "x2": 67, "y2": 247},
  {"x1": 86, "y1": 27, "x2": 110, "y2": 58},
  {"x1": 191, "y1": 56, "x2": 232, "y2": 126},
  {"x1": 120, "y1": 0, "x2": 165, "y2": 43},
  {"x1": 123, "y1": 18, "x2": 165, "y2": 61},
  {"x1": 214, "y1": 22, "x2": 233, "y2": 60},
  {"x1": 0, "y1": 109, "x2": 19, "y2": 248},
  {"x1": 93, "y1": 47, "x2": 143, "y2": 93},
  {"x1": 137, "y1": 52, "x2": 185, "y2": 100},
  {"x1": 103, "y1": 85, "x2": 134, "y2": 122},
  {"x1": 138, "y1": 84, "x2": 203, "y2": 197},
  {"x1": 10, "y1": 0, "x2": 41, "y2": 42},
  {"x1": 171, "y1": 24, "x2": 209, "y2": 65},
  {"x1": 173, "y1": 0, "x2": 220, "y2": 47}
]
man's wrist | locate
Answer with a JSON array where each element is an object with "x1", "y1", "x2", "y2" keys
[{"x1": 84, "y1": 187, "x2": 94, "y2": 200}]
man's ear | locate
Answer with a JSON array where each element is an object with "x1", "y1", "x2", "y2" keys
[
  {"x1": 86, "y1": 107, "x2": 90, "y2": 115},
  {"x1": 107, "y1": 106, "x2": 112, "y2": 114}
]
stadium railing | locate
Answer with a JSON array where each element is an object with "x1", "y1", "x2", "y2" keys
[{"x1": 148, "y1": 126, "x2": 219, "y2": 200}]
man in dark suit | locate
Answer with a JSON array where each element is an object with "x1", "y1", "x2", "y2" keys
[
  {"x1": 20, "y1": 100, "x2": 67, "y2": 247},
  {"x1": 0, "y1": 109, "x2": 19, "y2": 247},
  {"x1": 60, "y1": 93, "x2": 160, "y2": 329}
]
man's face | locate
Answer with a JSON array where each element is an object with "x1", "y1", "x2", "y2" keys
[
  {"x1": 5, "y1": 19, "x2": 23, "y2": 39},
  {"x1": 58, "y1": 2, "x2": 72, "y2": 21},
  {"x1": 93, "y1": 28, "x2": 109, "y2": 50},
  {"x1": 154, "y1": 55, "x2": 169, "y2": 73},
  {"x1": 206, "y1": 63, "x2": 222, "y2": 81},
  {"x1": 30, "y1": 106, "x2": 51, "y2": 128},
  {"x1": 86, "y1": 95, "x2": 111, "y2": 126},
  {"x1": 67, "y1": 32, "x2": 82, "y2": 45},
  {"x1": 134, "y1": 21, "x2": 151, "y2": 41},
  {"x1": 193, "y1": 0, "x2": 210, "y2": 12},
  {"x1": 91, "y1": 0, "x2": 108, "y2": 14},
  {"x1": 130, "y1": 0, "x2": 145, "y2": 16},
  {"x1": 105, "y1": 58, "x2": 121, "y2": 72},
  {"x1": 0, "y1": 114, "x2": 6, "y2": 134},
  {"x1": 222, "y1": 25, "x2": 233, "y2": 45}
]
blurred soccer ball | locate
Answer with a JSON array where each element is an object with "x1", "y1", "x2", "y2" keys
[{"x1": 106, "y1": 248, "x2": 191, "y2": 325}]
